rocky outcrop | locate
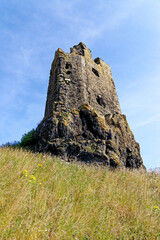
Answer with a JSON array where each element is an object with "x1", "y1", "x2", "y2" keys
[{"x1": 35, "y1": 42, "x2": 145, "y2": 169}]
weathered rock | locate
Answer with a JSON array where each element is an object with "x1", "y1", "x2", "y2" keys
[{"x1": 35, "y1": 42, "x2": 145, "y2": 169}]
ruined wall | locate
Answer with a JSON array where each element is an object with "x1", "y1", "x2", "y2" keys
[
  {"x1": 36, "y1": 43, "x2": 145, "y2": 169},
  {"x1": 44, "y1": 42, "x2": 121, "y2": 119}
]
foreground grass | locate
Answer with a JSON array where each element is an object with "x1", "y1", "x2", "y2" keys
[{"x1": 0, "y1": 148, "x2": 160, "y2": 240}]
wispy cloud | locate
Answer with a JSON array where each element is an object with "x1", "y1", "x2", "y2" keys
[
  {"x1": 135, "y1": 114, "x2": 160, "y2": 128},
  {"x1": 35, "y1": 0, "x2": 147, "y2": 44}
]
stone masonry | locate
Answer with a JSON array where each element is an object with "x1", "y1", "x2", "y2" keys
[{"x1": 35, "y1": 42, "x2": 145, "y2": 169}]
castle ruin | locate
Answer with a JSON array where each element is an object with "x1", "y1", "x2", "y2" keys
[{"x1": 35, "y1": 42, "x2": 145, "y2": 169}]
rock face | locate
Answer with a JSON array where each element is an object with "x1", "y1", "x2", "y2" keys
[{"x1": 35, "y1": 42, "x2": 145, "y2": 169}]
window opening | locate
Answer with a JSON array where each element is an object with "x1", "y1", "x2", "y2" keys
[
  {"x1": 92, "y1": 68, "x2": 99, "y2": 77},
  {"x1": 65, "y1": 62, "x2": 72, "y2": 69},
  {"x1": 66, "y1": 71, "x2": 72, "y2": 75},
  {"x1": 97, "y1": 95, "x2": 105, "y2": 107}
]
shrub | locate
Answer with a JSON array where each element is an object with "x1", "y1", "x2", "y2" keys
[
  {"x1": 0, "y1": 141, "x2": 20, "y2": 148},
  {"x1": 19, "y1": 129, "x2": 37, "y2": 150}
]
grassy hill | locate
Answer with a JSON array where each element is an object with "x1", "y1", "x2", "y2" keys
[{"x1": 0, "y1": 147, "x2": 160, "y2": 240}]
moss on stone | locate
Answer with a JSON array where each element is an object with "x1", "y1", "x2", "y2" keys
[
  {"x1": 63, "y1": 120, "x2": 68, "y2": 126},
  {"x1": 71, "y1": 108, "x2": 80, "y2": 116},
  {"x1": 96, "y1": 115, "x2": 109, "y2": 132},
  {"x1": 80, "y1": 103, "x2": 91, "y2": 111},
  {"x1": 115, "y1": 127, "x2": 121, "y2": 135},
  {"x1": 84, "y1": 144, "x2": 96, "y2": 153},
  {"x1": 109, "y1": 152, "x2": 121, "y2": 166},
  {"x1": 91, "y1": 109, "x2": 98, "y2": 117},
  {"x1": 60, "y1": 112, "x2": 73, "y2": 127},
  {"x1": 106, "y1": 140, "x2": 117, "y2": 150}
]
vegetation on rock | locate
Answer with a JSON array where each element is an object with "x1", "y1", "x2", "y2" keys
[{"x1": 18, "y1": 129, "x2": 37, "y2": 150}]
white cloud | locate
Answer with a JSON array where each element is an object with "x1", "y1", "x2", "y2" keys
[{"x1": 34, "y1": 0, "x2": 147, "y2": 43}]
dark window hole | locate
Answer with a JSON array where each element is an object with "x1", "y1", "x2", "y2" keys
[
  {"x1": 65, "y1": 62, "x2": 72, "y2": 69},
  {"x1": 97, "y1": 95, "x2": 105, "y2": 107},
  {"x1": 94, "y1": 57, "x2": 101, "y2": 64},
  {"x1": 92, "y1": 68, "x2": 99, "y2": 77},
  {"x1": 66, "y1": 71, "x2": 72, "y2": 75}
]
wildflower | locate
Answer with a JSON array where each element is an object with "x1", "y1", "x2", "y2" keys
[
  {"x1": 38, "y1": 164, "x2": 43, "y2": 167},
  {"x1": 22, "y1": 170, "x2": 28, "y2": 175},
  {"x1": 29, "y1": 175, "x2": 36, "y2": 183},
  {"x1": 153, "y1": 206, "x2": 159, "y2": 209},
  {"x1": 21, "y1": 170, "x2": 28, "y2": 178},
  {"x1": 30, "y1": 175, "x2": 36, "y2": 180}
]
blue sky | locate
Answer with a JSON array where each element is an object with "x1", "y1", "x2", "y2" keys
[{"x1": 0, "y1": 0, "x2": 160, "y2": 169}]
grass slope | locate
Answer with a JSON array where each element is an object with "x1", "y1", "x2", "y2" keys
[{"x1": 0, "y1": 148, "x2": 160, "y2": 240}]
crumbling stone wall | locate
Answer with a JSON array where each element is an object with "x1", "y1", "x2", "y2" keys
[{"x1": 35, "y1": 42, "x2": 145, "y2": 169}]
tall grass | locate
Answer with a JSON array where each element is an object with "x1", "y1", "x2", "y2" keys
[{"x1": 0, "y1": 147, "x2": 160, "y2": 239}]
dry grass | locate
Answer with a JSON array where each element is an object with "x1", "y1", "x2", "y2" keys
[{"x1": 0, "y1": 147, "x2": 160, "y2": 239}]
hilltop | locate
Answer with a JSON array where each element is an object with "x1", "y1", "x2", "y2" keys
[{"x1": 0, "y1": 147, "x2": 159, "y2": 239}]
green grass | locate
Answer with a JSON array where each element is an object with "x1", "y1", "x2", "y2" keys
[{"x1": 0, "y1": 147, "x2": 160, "y2": 239}]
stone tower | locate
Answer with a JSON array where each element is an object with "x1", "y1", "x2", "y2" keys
[{"x1": 35, "y1": 42, "x2": 145, "y2": 169}]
